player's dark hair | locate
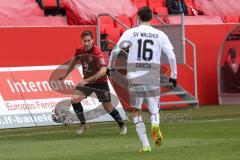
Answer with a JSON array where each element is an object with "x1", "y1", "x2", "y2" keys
[
  {"x1": 81, "y1": 30, "x2": 93, "y2": 39},
  {"x1": 137, "y1": 6, "x2": 153, "y2": 22}
]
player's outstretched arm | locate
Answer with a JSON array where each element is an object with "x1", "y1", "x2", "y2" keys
[
  {"x1": 108, "y1": 29, "x2": 131, "y2": 71},
  {"x1": 59, "y1": 57, "x2": 78, "y2": 80},
  {"x1": 108, "y1": 45, "x2": 122, "y2": 70}
]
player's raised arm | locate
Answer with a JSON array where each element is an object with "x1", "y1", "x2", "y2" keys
[
  {"x1": 161, "y1": 33, "x2": 177, "y2": 87},
  {"x1": 108, "y1": 45, "x2": 121, "y2": 70},
  {"x1": 59, "y1": 55, "x2": 78, "y2": 80},
  {"x1": 108, "y1": 30, "x2": 131, "y2": 70}
]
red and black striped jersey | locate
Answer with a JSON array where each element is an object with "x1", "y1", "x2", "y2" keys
[{"x1": 74, "y1": 45, "x2": 107, "y2": 84}]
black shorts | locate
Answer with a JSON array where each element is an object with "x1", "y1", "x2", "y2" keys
[{"x1": 75, "y1": 82, "x2": 111, "y2": 103}]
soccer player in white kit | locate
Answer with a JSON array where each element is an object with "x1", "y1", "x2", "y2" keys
[{"x1": 108, "y1": 6, "x2": 177, "y2": 152}]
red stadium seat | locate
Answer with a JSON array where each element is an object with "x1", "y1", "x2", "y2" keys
[
  {"x1": 132, "y1": 0, "x2": 147, "y2": 4},
  {"x1": 132, "y1": 0, "x2": 147, "y2": 9},
  {"x1": 104, "y1": 28, "x2": 121, "y2": 49},
  {"x1": 148, "y1": 0, "x2": 168, "y2": 15},
  {"x1": 40, "y1": 0, "x2": 60, "y2": 8},
  {"x1": 184, "y1": 0, "x2": 194, "y2": 6},
  {"x1": 223, "y1": 16, "x2": 239, "y2": 23},
  {"x1": 161, "y1": 0, "x2": 166, "y2": 6},
  {"x1": 148, "y1": 0, "x2": 166, "y2": 6},
  {"x1": 38, "y1": 0, "x2": 65, "y2": 16},
  {"x1": 106, "y1": 28, "x2": 121, "y2": 43},
  {"x1": 115, "y1": 16, "x2": 132, "y2": 34},
  {"x1": 148, "y1": 0, "x2": 165, "y2": 9},
  {"x1": 131, "y1": 15, "x2": 138, "y2": 27},
  {"x1": 100, "y1": 27, "x2": 121, "y2": 51},
  {"x1": 100, "y1": 24, "x2": 114, "y2": 34},
  {"x1": 150, "y1": 18, "x2": 160, "y2": 25},
  {"x1": 153, "y1": 7, "x2": 168, "y2": 15},
  {"x1": 100, "y1": 16, "x2": 115, "y2": 34},
  {"x1": 100, "y1": 16, "x2": 114, "y2": 27}
]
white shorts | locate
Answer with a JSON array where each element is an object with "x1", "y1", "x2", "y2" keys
[{"x1": 129, "y1": 85, "x2": 160, "y2": 114}]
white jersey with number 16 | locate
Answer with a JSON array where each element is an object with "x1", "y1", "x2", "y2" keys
[{"x1": 116, "y1": 25, "x2": 177, "y2": 86}]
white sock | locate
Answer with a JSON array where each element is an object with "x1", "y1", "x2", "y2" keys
[
  {"x1": 150, "y1": 113, "x2": 160, "y2": 126},
  {"x1": 134, "y1": 116, "x2": 150, "y2": 147}
]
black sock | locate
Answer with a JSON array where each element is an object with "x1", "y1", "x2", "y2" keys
[
  {"x1": 72, "y1": 102, "x2": 86, "y2": 125},
  {"x1": 109, "y1": 108, "x2": 124, "y2": 128}
]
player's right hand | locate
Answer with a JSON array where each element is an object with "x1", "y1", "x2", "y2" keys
[{"x1": 106, "y1": 68, "x2": 115, "y2": 76}]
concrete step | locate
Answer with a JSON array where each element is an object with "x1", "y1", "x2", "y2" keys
[{"x1": 160, "y1": 100, "x2": 198, "y2": 106}]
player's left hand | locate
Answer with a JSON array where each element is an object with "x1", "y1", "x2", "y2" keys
[
  {"x1": 169, "y1": 78, "x2": 177, "y2": 89},
  {"x1": 79, "y1": 80, "x2": 88, "y2": 87},
  {"x1": 106, "y1": 68, "x2": 115, "y2": 76}
]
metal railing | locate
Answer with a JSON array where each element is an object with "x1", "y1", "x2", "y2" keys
[
  {"x1": 97, "y1": 13, "x2": 129, "y2": 47},
  {"x1": 185, "y1": 38, "x2": 198, "y2": 100},
  {"x1": 154, "y1": 14, "x2": 198, "y2": 100}
]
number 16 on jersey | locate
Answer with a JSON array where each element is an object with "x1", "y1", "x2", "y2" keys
[{"x1": 137, "y1": 39, "x2": 154, "y2": 61}]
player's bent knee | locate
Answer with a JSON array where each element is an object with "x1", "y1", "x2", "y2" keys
[
  {"x1": 132, "y1": 108, "x2": 141, "y2": 117},
  {"x1": 102, "y1": 102, "x2": 113, "y2": 113},
  {"x1": 71, "y1": 96, "x2": 84, "y2": 104}
]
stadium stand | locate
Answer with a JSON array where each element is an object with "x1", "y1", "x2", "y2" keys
[
  {"x1": 194, "y1": 0, "x2": 240, "y2": 16},
  {"x1": 31, "y1": 0, "x2": 240, "y2": 26},
  {"x1": 0, "y1": 0, "x2": 43, "y2": 17},
  {"x1": 0, "y1": 0, "x2": 67, "y2": 26},
  {"x1": 63, "y1": 0, "x2": 136, "y2": 25},
  {"x1": 166, "y1": 16, "x2": 224, "y2": 25}
]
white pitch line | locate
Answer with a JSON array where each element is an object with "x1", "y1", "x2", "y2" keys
[
  {"x1": 0, "y1": 118, "x2": 239, "y2": 138},
  {"x1": 188, "y1": 117, "x2": 240, "y2": 123}
]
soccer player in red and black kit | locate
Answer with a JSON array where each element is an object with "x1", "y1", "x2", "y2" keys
[{"x1": 60, "y1": 30, "x2": 127, "y2": 135}]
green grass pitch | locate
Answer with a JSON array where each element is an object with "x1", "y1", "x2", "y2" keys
[{"x1": 0, "y1": 106, "x2": 240, "y2": 160}]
